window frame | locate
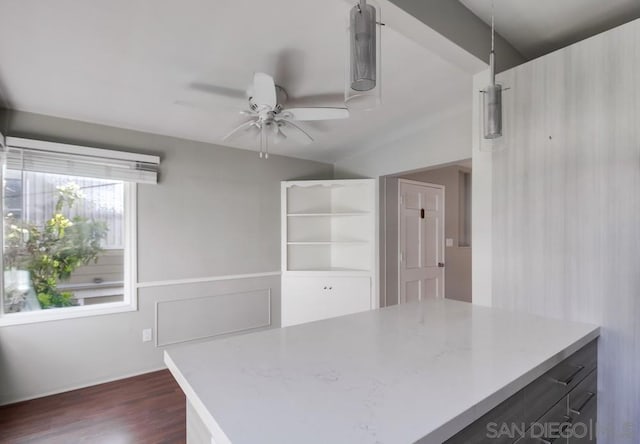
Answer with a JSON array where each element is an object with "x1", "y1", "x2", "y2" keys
[{"x1": 0, "y1": 177, "x2": 139, "y2": 327}]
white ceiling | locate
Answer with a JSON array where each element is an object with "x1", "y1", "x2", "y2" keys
[
  {"x1": 0, "y1": 0, "x2": 475, "y2": 163},
  {"x1": 460, "y1": 0, "x2": 640, "y2": 59}
]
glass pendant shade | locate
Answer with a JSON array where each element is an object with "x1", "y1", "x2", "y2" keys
[
  {"x1": 350, "y1": 2, "x2": 376, "y2": 91},
  {"x1": 346, "y1": 0, "x2": 381, "y2": 111},
  {"x1": 483, "y1": 83, "x2": 502, "y2": 139}
]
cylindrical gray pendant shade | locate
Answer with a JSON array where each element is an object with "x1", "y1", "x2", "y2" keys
[
  {"x1": 345, "y1": 0, "x2": 381, "y2": 111},
  {"x1": 483, "y1": 83, "x2": 502, "y2": 139},
  {"x1": 350, "y1": 2, "x2": 376, "y2": 92}
]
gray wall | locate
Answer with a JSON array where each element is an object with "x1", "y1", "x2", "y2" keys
[
  {"x1": 488, "y1": 19, "x2": 640, "y2": 443},
  {"x1": 401, "y1": 165, "x2": 472, "y2": 302},
  {"x1": 0, "y1": 110, "x2": 333, "y2": 404}
]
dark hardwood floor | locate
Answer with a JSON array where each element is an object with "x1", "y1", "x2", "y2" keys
[{"x1": 0, "y1": 370, "x2": 186, "y2": 444}]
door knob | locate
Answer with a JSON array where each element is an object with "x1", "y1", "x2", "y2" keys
[{"x1": 438, "y1": 262, "x2": 445, "y2": 268}]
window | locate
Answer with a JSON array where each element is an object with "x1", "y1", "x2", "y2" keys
[{"x1": 1, "y1": 137, "x2": 159, "y2": 324}]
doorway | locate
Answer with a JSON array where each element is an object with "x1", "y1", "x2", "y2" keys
[
  {"x1": 380, "y1": 160, "x2": 472, "y2": 307},
  {"x1": 398, "y1": 179, "x2": 444, "y2": 303}
]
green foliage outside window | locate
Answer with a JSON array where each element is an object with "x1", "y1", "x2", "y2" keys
[{"x1": 4, "y1": 183, "x2": 108, "y2": 309}]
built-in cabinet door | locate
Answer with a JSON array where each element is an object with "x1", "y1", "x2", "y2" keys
[
  {"x1": 282, "y1": 276, "x2": 371, "y2": 327},
  {"x1": 398, "y1": 180, "x2": 444, "y2": 303}
]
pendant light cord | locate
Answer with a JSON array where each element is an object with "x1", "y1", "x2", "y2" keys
[
  {"x1": 491, "y1": 0, "x2": 495, "y2": 53},
  {"x1": 489, "y1": 0, "x2": 496, "y2": 85}
]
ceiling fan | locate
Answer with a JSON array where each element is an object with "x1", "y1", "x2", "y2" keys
[{"x1": 218, "y1": 72, "x2": 350, "y2": 159}]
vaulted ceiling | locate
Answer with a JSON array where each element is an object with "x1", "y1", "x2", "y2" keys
[
  {"x1": 0, "y1": 0, "x2": 478, "y2": 163},
  {"x1": 1, "y1": 0, "x2": 638, "y2": 163}
]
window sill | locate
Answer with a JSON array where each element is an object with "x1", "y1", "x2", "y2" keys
[{"x1": 0, "y1": 302, "x2": 136, "y2": 327}]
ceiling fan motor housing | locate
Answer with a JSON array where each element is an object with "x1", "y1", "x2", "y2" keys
[
  {"x1": 222, "y1": 73, "x2": 349, "y2": 158},
  {"x1": 248, "y1": 85, "x2": 288, "y2": 112}
]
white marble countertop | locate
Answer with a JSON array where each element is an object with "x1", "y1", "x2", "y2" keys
[{"x1": 165, "y1": 299, "x2": 599, "y2": 444}]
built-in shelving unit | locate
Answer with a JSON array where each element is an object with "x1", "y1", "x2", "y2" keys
[{"x1": 281, "y1": 179, "x2": 376, "y2": 326}]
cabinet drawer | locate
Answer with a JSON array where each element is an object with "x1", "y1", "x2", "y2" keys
[
  {"x1": 282, "y1": 276, "x2": 371, "y2": 326},
  {"x1": 524, "y1": 340, "x2": 597, "y2": 425},
  {"x1": 517, "y1": 395, "x2": 571, "y2": 443},
  {"x1": 567, "y1": 370, "x2": 597, "y2": 443},
  {"x1": 517, "y1": 372, "x2": 597, "y2": 444},
  {"x1": 444, "y1": 391, "x2": 525, "y2": 444}
]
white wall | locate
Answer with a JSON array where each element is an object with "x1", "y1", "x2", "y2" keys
[
  {"x1": 471, "y1": 70, "x2": 492, "y2": 307},
  {"x1": 475, "y1": 19, "x2": 640, "y2": 443},
  {"x1": 334, "y1": 102, "x2": 473, "y2": 179},
  {"x1": 0, "y1": 110, "x2": 333, "y2": 404}
]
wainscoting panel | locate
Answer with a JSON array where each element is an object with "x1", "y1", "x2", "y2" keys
[
  {"x1": 156, "y1": 289, "x2": 271, "y2": 346},
  {"x1": 136, "y1": 274, "x2": 280, "y2": 351},
  {"x1": 490, "y1": 19, "x2": 640, "y2": 444}
]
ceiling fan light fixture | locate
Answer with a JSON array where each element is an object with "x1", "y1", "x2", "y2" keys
[
  {"x1": 346, "y1": 0, "x2": 382, "y2": 111},
  {"x1": 219, "y1": 72, "x2": 348, "y2": 159}
]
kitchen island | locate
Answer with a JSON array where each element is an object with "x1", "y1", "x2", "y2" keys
[{"x1": 165, "y1": 298, "x2": 599, "y2": 444}]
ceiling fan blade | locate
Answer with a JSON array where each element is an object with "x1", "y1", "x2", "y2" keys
[
  {"x1": 286, "y1": 93, "x2": 345, "y2": 108},
  {"x1": 282, "y1": 107, "x2": 349, "y2": 121},
  {"x1": 174, "y1": 99, "x2": 241, "y2": 114},
  {"x1": 272, "y1": 123, "x2": 287, "y2": 145},
  {"x1": 252, "y1": 72, "x2": 277, "y2": 108},
  {"x1": 222, "y1": 120, "x2": 258, "y2": 141},
  {"x1": 280, "y1": 120, "x2": 314, "y2": 143},
  {"x1": 188, "y1": 82, "x2": 247, "y2": 100}
]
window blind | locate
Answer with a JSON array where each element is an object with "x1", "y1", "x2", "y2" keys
[{"x1": 3, "y1": 137, "x2": 159, "y2": 184}]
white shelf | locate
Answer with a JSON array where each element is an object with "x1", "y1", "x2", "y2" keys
[{"x1": 282, "y1": 179, "x2": 375, "y2": 277}]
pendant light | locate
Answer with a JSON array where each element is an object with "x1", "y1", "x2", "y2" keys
[
  {"x1": 346, "y1": 0, "x2": 382, "y2": 111},
  {"x1": 479, "y1": 0, "x2": 507, "y2": 151}
]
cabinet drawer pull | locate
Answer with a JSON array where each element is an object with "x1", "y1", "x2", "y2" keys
[
  {"x1": 553, "y1": 365, "x2": 584, "y2": 386},
  {"x1": 536, "y1": 416, "x2": 572, "y2": 444},
  {"x1": 569, "y1": 391, "x2": 595, "y2": 415},
  {"x1": 323, "y1": 286, "x2": 327, "y2": 290}
]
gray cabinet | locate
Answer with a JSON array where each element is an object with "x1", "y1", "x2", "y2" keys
[{"x1": 445, "y1": 340, "x2": 598, "y2": 443}]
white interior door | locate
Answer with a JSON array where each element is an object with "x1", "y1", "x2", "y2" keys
[{"x1": 398, "y1": 179, "x2": 444, "y2": 303}]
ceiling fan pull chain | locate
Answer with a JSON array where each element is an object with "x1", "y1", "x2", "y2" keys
[{"x1": 265, "y1": 132, "x2": 269, "y2": 159}]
